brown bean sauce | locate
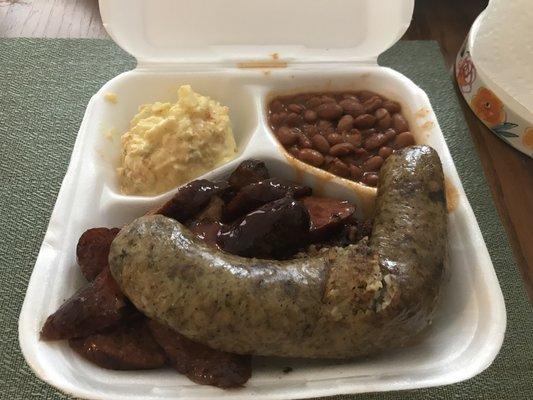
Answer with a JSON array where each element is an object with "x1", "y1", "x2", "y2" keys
[{"x1": 268, "y1": 91, "x2": 415, "y2": 186}]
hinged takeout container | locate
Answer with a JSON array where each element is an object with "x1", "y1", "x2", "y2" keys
[{"x1": 19, "y1": 0, "x2": 506, "y2": 399}]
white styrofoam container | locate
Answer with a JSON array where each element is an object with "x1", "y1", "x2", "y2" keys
[{"x1": 19, "y1": 1, "x2": 506, "y2": 399}]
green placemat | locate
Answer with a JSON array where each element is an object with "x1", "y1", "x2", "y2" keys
[{"x1": 0, "y1": 39, "x2": 531, "y2": 399}]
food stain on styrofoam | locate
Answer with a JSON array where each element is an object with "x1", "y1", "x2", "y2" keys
[
  {"x1": 104, "y1": 127, "x2": 118, "y2": 142},
  {"x1": 421, "y1": 121, "x2": 434, "y2": 130},
  {"x1": 418, "y1": 121, "x2": 435, "y2": 139},
  {"x1": 95, "y1": 148, "x2": 107, "y2": 162},
  {"x1": 237, "y1": 60, "x2": 287, "y2": 69},
  {"x1": 415, "y1": 108, "x2": 430, "y2": 118},
  {"x1": 104, "y1": 92, "x2": 118, "y2": 104},
  {"x1": 445, "y1": 177, "x2": 460, "y2": 213}
]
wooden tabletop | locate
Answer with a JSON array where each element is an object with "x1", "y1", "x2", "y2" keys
[{"x1": 1, "y1": 0, "x2": 532, "y2": 299}]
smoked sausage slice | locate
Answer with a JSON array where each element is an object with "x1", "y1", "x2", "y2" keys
[
  {"x1": 41, "y1": 269, "x2": 129, "y2": 341},
  {"x1": 223, "y1": 178, "x2": 311, "y2": 221},
  {"x1": 76, "y1": 227, "x2": 120, "y2": 281},
  {"x1": 147, "y1": 320, "x2": 251, "y2": 388},
  {"x1": 69, "y1": 318, "x2": 166, "y2": 370},
  {"x1": 227, "y1": 159, "x2": 269, "y2": 190}
]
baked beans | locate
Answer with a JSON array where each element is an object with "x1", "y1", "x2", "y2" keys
[{"x1": 268, "y1": 91, "x2": 414, "y2": 186}]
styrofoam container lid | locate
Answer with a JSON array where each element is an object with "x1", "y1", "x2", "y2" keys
[{"x1": 100, "y1": 0, "x2": 414, "y2": 65}]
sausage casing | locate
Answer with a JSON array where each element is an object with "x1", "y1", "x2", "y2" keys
[{"x1": 109, "y1": 146, "x2": 446, "y2": 358}]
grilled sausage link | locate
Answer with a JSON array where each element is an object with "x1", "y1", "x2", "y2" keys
[{"x1": 109, "y1": 146, "x2": 446, "y2": 358}]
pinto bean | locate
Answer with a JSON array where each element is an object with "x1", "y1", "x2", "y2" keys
[
  {"x1": 363, "y1": 96, "x2": 382, "y2": 113},
  {"x1": 337, "y1": 115, "x2": 354, "y2": 132},
  {"x1": 339, "y1": 99, "x2": 365, "y2": 117},
  {"x1": 363, "y1": 172, "x2": 379, "y2": 186},
  {"x1": 326, "y1": 133, "x2": 344, "y2": 145},
  {"x1": 270, "y1": 100, "x2": 284, "y2": 113},
  {"x1": 383, "y1": 128, "x2": 397, "y2": 141},
  {"x1": 363, "y1": 133, "x2": 388, "y2": 150},
  {"x1": 320, "y1": 95, "x2": 336, "y2": 104},
  {"x1": 306, "y1": 96, "x2": 322, "y2": 109},
  {"x1": 374, "y1": 108, "x2": 392, "y2": 130},
  {"x1": 316, "y1": 103, "x2": 343, "y2": 120},
  {"x1": 353, "y1": 114, "x2": 376, "y2": 129},
  {"x1": 362, "y1": 156, "x2": 384, "y2": 172},
  {"x1": 304, "y1": 109, "x2": 318, "y2": 122},
  {"x1": 378, "y1": 146, "x2": 394, "y2": 159},
  {"x1": 344, "y1": 132, "x2": 362, "y2": 147},
  {"x1": 330, "y1": 143, "x2": 356, "y2": 157},
  {"x1": 361, "y1": 128, "x2": 377, "y2": 137},
  {"x1": 302, "y1": 124, "x2": 319, "y2": 137},
  {"x1": 288, "y1": 146, "x2": 300, "y2": 157},
  {"x1": 274, "y1": 112, "x2": 289, "y2": 126},
  {"x1": 357, "y1": 90, "x2": 377, "y2": 101},
  {"x1": 311, "y1": 134, "x2": 330, "y2": 154},
  {"x1": 288, "y1": 103, "x2": 305, "y2": 114},
  {"x1": 393, "y1": 131, "x2": 416, "y2": 148},
  {"x1": 276, "y1": 126, "x2": 298, "y2": 145},
  {"x1": 349, "y1": 165, "x2": 363, "y2": 180},
  {"x1": 298, "y1": 148, "x2": 325, "y2": 167},
  {"x1": 382, "y1": 100, "x2": 401, "y2": 114},
  {"x1": 323, "y1": 155, "x2": 335, "y2": 166},
  {"x1": 298, "y1": 133, "x2": 313, "y2": 148},
  {"x1": 317, "y1": 119, "x2": 334, "y2": 134},
  {"x1": 287, "y1": 112, "x2": 303, "y2": 126},
  {"x1": 392, "y1": 113, "x2": 409, "y2": 133},
  {"x1": 354, "y1": 147, "x2": 370, "y2": 159},
  {"x1": 327, "y1": 159, "x2": 350, "y2": 178}
]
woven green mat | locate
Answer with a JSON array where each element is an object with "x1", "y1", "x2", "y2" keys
[{"x1": 0, "y1": 39, "x2": 531, "y2": 399}]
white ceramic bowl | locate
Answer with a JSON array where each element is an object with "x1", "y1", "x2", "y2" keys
[{"x1": 456, "y1": 12, "x2": 533, "y2": 158}]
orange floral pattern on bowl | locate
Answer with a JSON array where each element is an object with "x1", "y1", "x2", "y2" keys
[
  {"x1": 456, "y1": 52, "x2": 476, "y2": 93},
  {"x1": 470, "y1": 87, "x2": 505, "y2": 126},
  {"x1": 522, "y1": 128, "x2": 533, "y2": 150},
  {"x1": 456, "y1": 26, "x2": 532, "y2": 158}
]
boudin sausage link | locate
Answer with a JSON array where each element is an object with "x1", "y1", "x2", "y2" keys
[{"x1": 109, "y1": 145, "x2": 446, "y2": 358}]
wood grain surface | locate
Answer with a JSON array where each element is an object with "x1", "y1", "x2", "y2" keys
[
  {"x1": 1, "y1": 0, "x2": 531, "y2": 299},
  {"x1": 0, "y1": 0, "x2": 107, "y2": 38}
]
